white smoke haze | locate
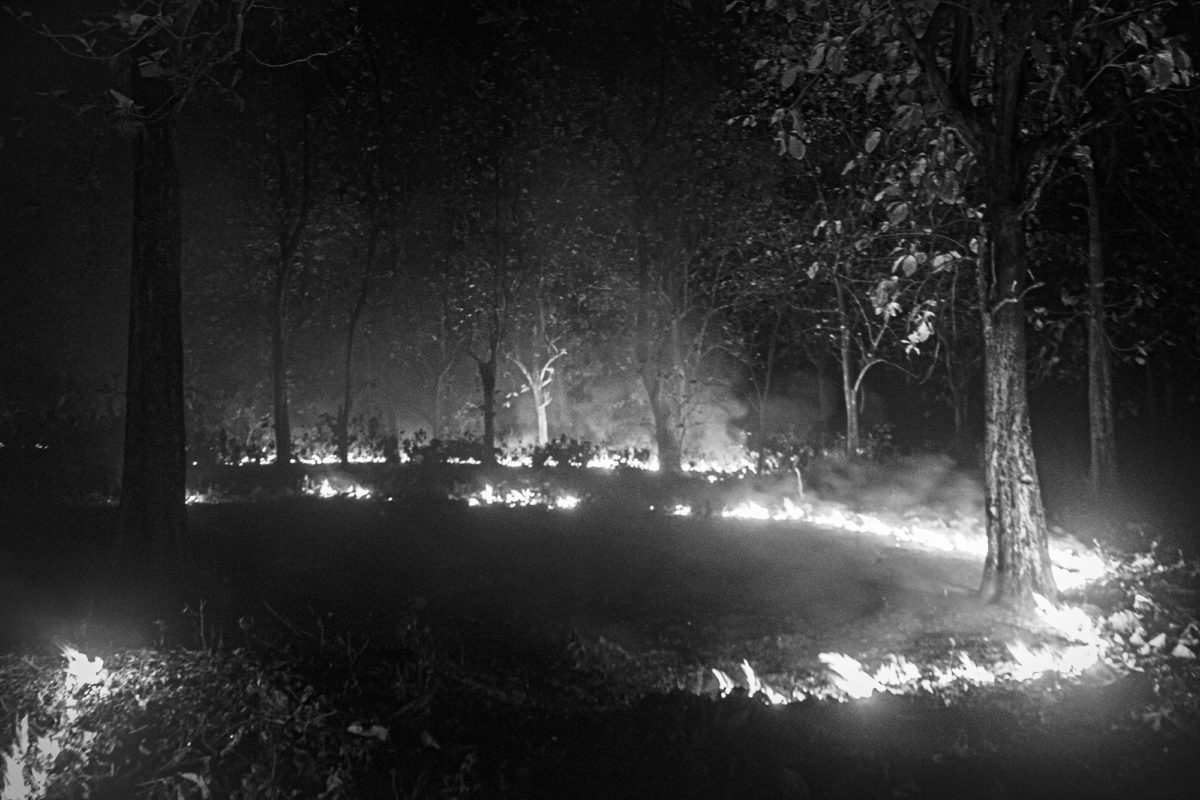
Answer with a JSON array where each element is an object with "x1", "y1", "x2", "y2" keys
[{"x1": 808, "y1": 453, "x2": 984, "y2": 522}]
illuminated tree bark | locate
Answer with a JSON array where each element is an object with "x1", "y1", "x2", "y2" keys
[
  {"x1": 116, "y1": 47, "x2": 187, "y2": 572},
  {"x1": 976, "y1": 208, "x2": 1057, "y2": 605},
  {"x1": 892, "y1": 1, "x2": 1061, "y2": 606}
]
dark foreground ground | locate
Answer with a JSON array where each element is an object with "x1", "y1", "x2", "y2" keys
[{"x1": 1, "y1": 495, "x2": 1198, "y2": 799}]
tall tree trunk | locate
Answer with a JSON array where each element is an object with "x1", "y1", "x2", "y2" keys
[
  {"x1": 116, "y1": 50, "x2": 186, "y2": 574},
  {"x1": 1082, "y1": 153, "x2": 1118, "y2": 496},
  {"x1": 754, "y1": 310, "x2": 782, "y2": 474},
  {"x1": 644, "y1": 374, "x2": 682, "y2": 474},
  {"x1": 835, "y1": 278, "x2": 860, "y2": 457},
  {"x1": 632, "y1": 211, "x2": 681, "y2": 473},
  {"x1": 977, "y1": 207, "x2": 1058, "y2": 607},
  {"x1": 270, "y1": 287, "x2": 292, "y2": 475},
  {"x1": 337, "y1": 225, "x2": 379, "y2": 464},
  {"x1": 531, "y1": 378, "x2": 550, "y2": 446},
  {"x1": 477, "y1": 355, "x2": 497, "y2": 463},
  {"x1": 895, "y1": 0, "x2": 1056, "y2": 607}
]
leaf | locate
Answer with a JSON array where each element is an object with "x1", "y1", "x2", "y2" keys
[
  {"x1": 787, "y1": 135, "x2": 806, "y2": 160},
  {"x1": 893, "y1": 103, "x2": 924, "y2": 131},
  {"x1": 887, "y1": 201, "x2": 909, "y2": 226},
  {"x1": 826, "y1": 46, "x2": 846, "y2": 74},
  {"x1": 908, "y1": 156, "x2": 927, "y2": 185},
  {"x1": 866, "y1": 71, "x2": 884, "y2": 102},
  {"x1": 846, "y1": 70, "x2": 873, "y2": 85},
  {"x1": 807, "y1": 42, "x2": 826, "y2": 71},
  {"x1": 1125, "y1": 21, "x2": 1148, "y2": 48},
  {"x1": 842, "y1": 157, "x2": 858, "y2": 175},
  {"x1": 893, "y1": 253, "x2": 918, "y2": 276},
  {"x1": 781, "y1": 64, "x2": 800, "y2": 90},
  {"x1": 108, "y1": 89, "x2": 135, "y2": 109},
  {"x1": 931, "y1": 251, "x2": 959, "y2": 272},
  {"x1": 864, "y1": 128, "x2": 881, "y2": 153},
  {"x1": 1152, "y1": 51, "x2": 1175, "y2": 89},
  {"x1": 180, "y1": 773, "x2": 212, "y2": 800}
]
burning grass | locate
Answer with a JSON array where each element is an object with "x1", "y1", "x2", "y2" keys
[
  {"x1": 2, "y1": 543, "x2": 1196, "y2": 798},
  {"x1": 3, "y1": 459, "x2": 1199, "y2": 798}
]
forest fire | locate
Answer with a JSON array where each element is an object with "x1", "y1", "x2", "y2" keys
[
  {"x1": 465, "y1": 483, "x2": 580, "y2": 510},
  {"x1": 302, "y1": 477, "x2": 372, "y2": 499}
]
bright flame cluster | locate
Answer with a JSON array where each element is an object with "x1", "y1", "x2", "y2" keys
[
  {"x1": 712, "y1": 587, "x2": 1121, "y2": 706},
  {"x1": 713, "y1": 498, "x2": 1110, "y2": 593},
  {"x1": 236, "y1": 453, "x2": 390, "y2": 466},
  {"x1": 303, "y1": 478, "x2": 373, "y2": 499},
  {"x1": 465, "y1": 483, "x2": 580, "y2": 510}
]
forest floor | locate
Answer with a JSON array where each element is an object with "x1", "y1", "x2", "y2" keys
[{"x1": 1, "y1": 462, "x2": 1198, "y2": 799}]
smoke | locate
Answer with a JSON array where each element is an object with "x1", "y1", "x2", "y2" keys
[{"x1": 808, "y1": 453, "x2": 984, "y2": 521}]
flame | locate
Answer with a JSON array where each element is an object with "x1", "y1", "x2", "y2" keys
[
  {"x1": 711, "y1": 661, "x2": 802, "y2": 704},
  {"x1": 303, "y1": 478, "x2": 372, "y2": 499},
  {"x1": 819, "y1": 652, "x2": 881, "y2": 699},
  {"x1": 1047, "y1": 543, "x2": 1108, "y2": 593},
  {"x1": 59, "y1": 645, "x2": 107, "y2": 690},
  {"x1": 463, "y1": 483, "x2": 579, "y2": 510},
  {"x1": 554, "y1": 494, "x2": 581, "y2": 510}
]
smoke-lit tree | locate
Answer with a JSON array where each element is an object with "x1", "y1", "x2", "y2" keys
[{"x1": 748, "y1": 0, "x2": 1192, "y2": 606}]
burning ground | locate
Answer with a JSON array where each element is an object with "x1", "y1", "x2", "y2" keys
[{"x1": 1, "y1": 460, "x2": 1198, "y2": 798}]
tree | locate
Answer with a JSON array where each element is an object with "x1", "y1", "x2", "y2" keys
[
  {"x1": 117, "y1": 32, "x2": 187, "y2": 570},
  {"x1": 7, "y1": 1, "x2": 262, "y2": 575},
  {"x1": 751, "y1": 0, "x2": 1191, "y2": 606},
  {"x1": 10, "y1": 1, "x2": 358, "y2": 574}
]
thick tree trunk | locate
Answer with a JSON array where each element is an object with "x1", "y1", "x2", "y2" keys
[
  {"x1": 530, "y1": 378, "x2": 550, "y2": 446},
  {"x1": 977, "y1": 208, "x2": 1058, "y2": 607},
  {"x1": 631, "y1": 211, "x2": 681, "y2": 474},
  {"x1": 835, "y1": 279, "x2": 860, "y2": 457},
  {"x1": 1083, "y1": 157, "x2": 1118, "y2": 495},
  {"x1": 643, "y1": 372, "x2": 682, "y2": 474},
  {"x1": 116, "y1": 54, "x2": 187, "y2": 574}
]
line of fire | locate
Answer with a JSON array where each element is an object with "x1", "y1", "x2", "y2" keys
[{"x1": 2, "y1": 2, "x2": 1198, "y2": 798}]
